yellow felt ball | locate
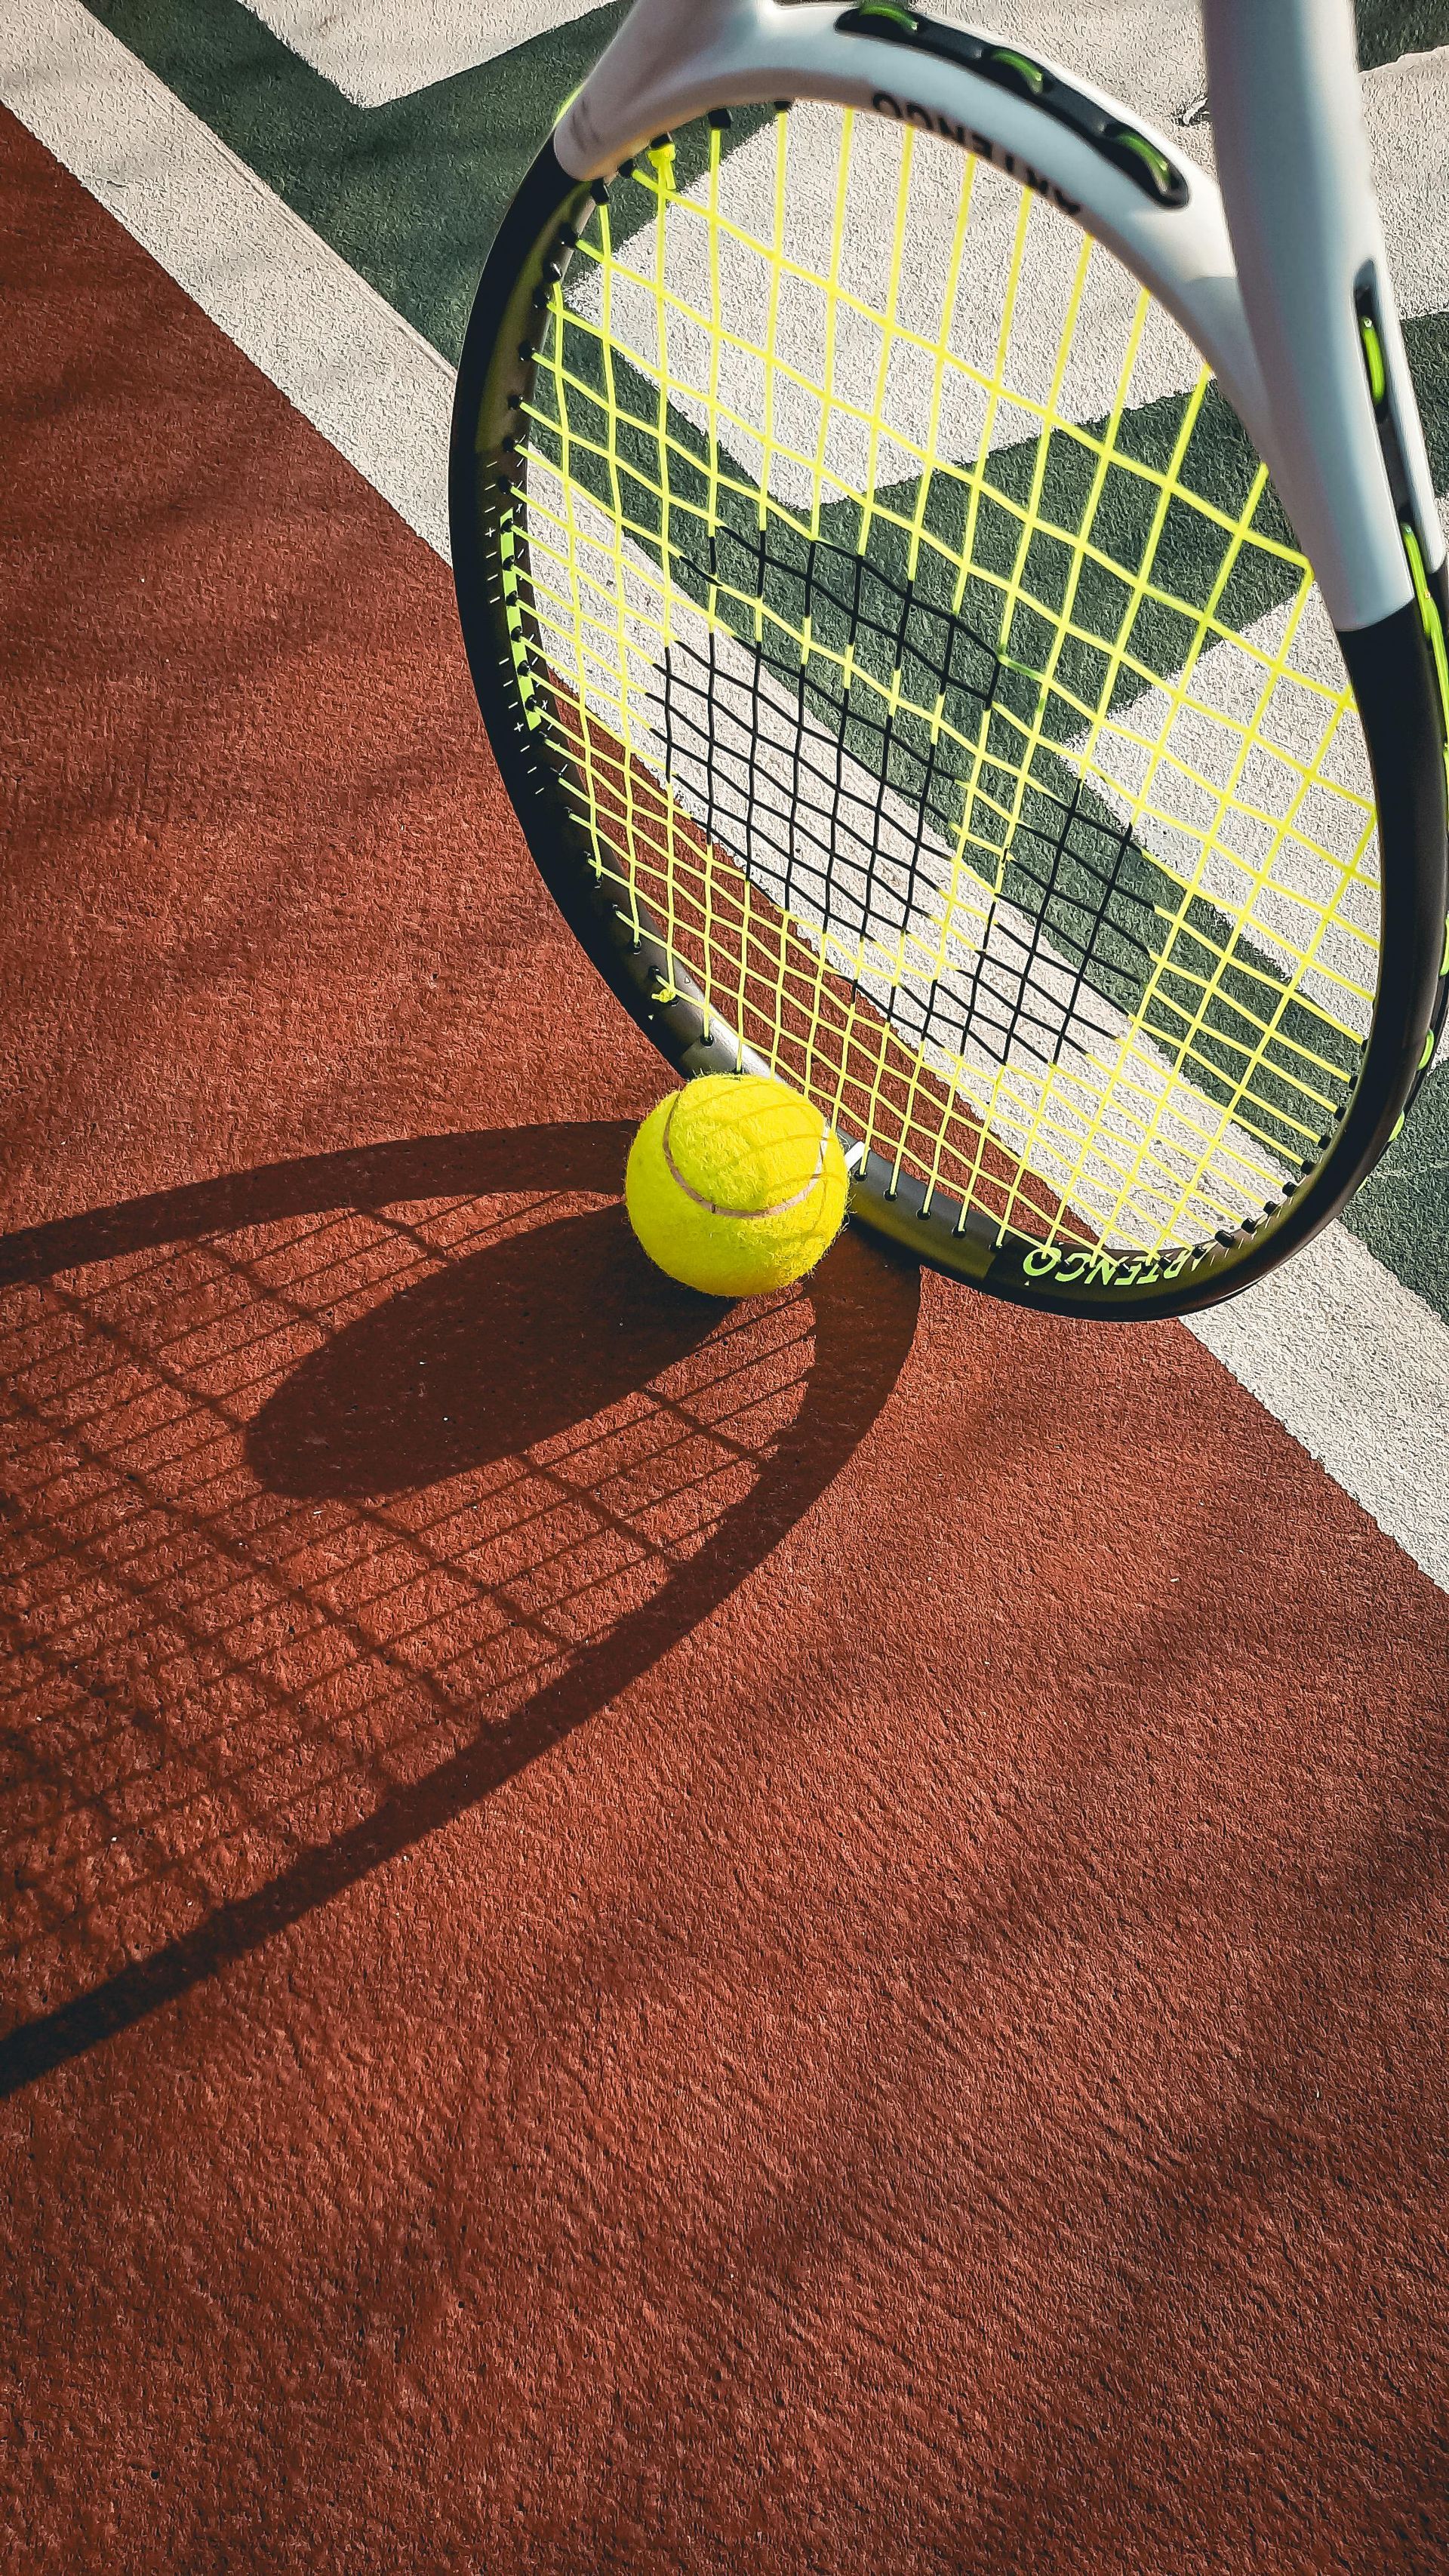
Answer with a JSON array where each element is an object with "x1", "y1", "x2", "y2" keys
[{"x1": 625, "y1": 1074, "x2": 849, "y2": 1297}]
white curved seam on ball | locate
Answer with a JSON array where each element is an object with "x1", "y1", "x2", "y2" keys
[{"x1": 660, "y1": 1093, "x2": 829, "y2": 1220}]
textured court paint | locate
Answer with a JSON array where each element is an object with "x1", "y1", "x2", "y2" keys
[
  {"x1": 1342, "y1": 1058, "x2": 1449, "y2": 1318},
  {"x1": 0, "y1": 0, "x2": 454, "y2": 556},
  {"x1": 0, "y1": 108, "x2": 626, "y2": 1234},
  {"x1": 9, "y1": 0, "x2": 1449, "y2": 1587},
  {"x1": 1355, "y1": 42, "x2": 1449, "y2": 319},
  {"x1": 78, "y1": 0, "x2": 629, "y2": 361},
  {"x1": 3, "y1": 125, "x2": 1449, "y2": 2572},
  {"x1": 934, "y1": 6, "x2": 1449, "y2": 326},
  {"x1": 225, "y1": 0, "x2": 1449, "y2": 103},
  {"x1": 1355, "y1": 0, "x2": 1449, "y2": 66},
  {"x1": 240, "y1": 0, "x2": 609, "y2": 105},
  {"x1": 69, "y1": 0, "x2": 1449, "y2": 352},
  {"x1": 1186, "y1": 1224, "x2": 1449, "y2": 1587}
]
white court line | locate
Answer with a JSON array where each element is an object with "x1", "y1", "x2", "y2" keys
[
  {"x1": 1186, "y1": 1227, "x2": 1449, "y2": 1593},
  {"x1": 234, "y1": 0, "x2": 1449, "y2": 329},
  {"x1": 935, "y1": 5, "x2": 1449, "y2": 324},
  {"x1": 5, "y1": 0, "x2": 1447, "y2": 1592},
  {"x1": 1, "y1": 0, "x2": 455, "y2": 557},
  {"x1": 237, "y1": 0, "x2": 606, "y2": 109}
]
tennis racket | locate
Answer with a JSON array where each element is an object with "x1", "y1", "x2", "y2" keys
[{"x1": 449, "y1": 0, "x2": 1449, "y2": 1317}]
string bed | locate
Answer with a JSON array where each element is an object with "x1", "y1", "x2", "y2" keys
[{"x1": 511, "y1": 106, "x2": 1379, "y2": 1255}]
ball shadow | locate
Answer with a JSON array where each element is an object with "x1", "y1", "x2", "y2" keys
[
  {"x1": 247, "y1": 1201, "x2": 723, "y2": 1500},
  {"x1": 0, "y1": 1125, "x2": 921, "y2": 2097}
]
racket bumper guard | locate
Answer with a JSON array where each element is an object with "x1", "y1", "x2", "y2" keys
[{"x1": 847, "y1": 1150, "x2": 998, "y2": 1281}]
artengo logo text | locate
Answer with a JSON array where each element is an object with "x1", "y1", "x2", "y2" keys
[
  {"x1": 1020, "y1": 1244, "x2": 1198, "y2": 1290},
  {"x1": 872, "y1": 91, "x2": 1082, "y2": 215}
]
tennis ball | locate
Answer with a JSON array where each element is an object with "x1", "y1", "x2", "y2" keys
[{"x1": 625, "y1": 1073, "x2": 849, "y2": 1297}]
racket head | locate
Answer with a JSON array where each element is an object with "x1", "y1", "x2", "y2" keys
[{"x1": 451, "y1": 38, "x2": 1449, "y2": 1319}]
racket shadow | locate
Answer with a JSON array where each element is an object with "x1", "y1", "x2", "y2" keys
[
  {"x1": 0, "y1": 1122, "x2": 919, "y2": 2097},
  {"x1": 245, "y1": 1197, "x2": 724, "y2": 1498}
]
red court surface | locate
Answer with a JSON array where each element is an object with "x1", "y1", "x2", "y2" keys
[{"x1": 2, "y1": 111, "x2": 1447, "y2": 2574}]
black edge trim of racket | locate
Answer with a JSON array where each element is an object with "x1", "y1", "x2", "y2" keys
[{"x1": 451, "y1": 137, "x2": 1448, "y2": 1322}]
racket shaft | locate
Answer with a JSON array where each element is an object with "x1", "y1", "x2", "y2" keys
[{"x1": 1203, "y1": 0, "x2": 1441, "y2": 623}]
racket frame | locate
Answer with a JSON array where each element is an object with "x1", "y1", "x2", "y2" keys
[{"x1": 452, "y1": 1, "x2": 1449, "y2": 1317}]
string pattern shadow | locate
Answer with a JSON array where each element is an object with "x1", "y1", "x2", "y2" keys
[{"x1": 0, "y1": 1124, "x2": 919, "y2": 2096}]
